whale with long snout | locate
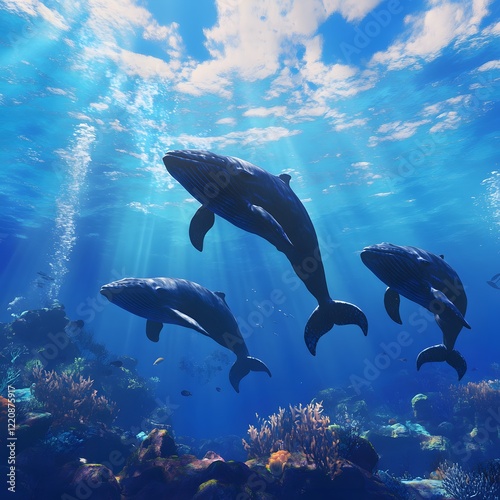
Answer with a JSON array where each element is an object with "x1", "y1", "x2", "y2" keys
[
  {"x1": 163, "y1": 150, "x2": 368, "y2": 355},
  {"x1": 100, "y1": 277, "x2": 271, "y2": 392},
  {"x1": 360, "y1": 242, "x2": 470, "y2": 380}
]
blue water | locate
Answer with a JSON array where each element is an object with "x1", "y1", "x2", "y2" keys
[{"x1": 1, "y1": 2, "x2": 500, "y2": 445}]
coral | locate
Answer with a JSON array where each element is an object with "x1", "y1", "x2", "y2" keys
[
  {"x1": 0, "y1": 366, "x2": 21, "y2": 394},
  {"x1": 242, "y1": 401, "x2": 339, "y2": 477},
  {"x1": 267, "y1": 450, "x2": 291, "y2": 476},
  {"x1": 440, "y1": 461, "x2": 500, "y2": 499},
  {"x1": 62, "y1": 357, "x2": 86, "y2": 376},
  {"x1": 449, "y1": 380, "x2": 500, "y2": 422},
  {"x1": 32, "y1": 366, "x2": 116, "y2": 427}
]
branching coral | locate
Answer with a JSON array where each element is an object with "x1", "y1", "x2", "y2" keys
[
  {"x1": 449, "y1": 379, "x2": 500, "y2": 422},
  {"x1": 0, "y1": 367, "x2": 21, "y2": 394},
  {"x1": 440, "y1": 462, "x2": 500, "y2": 499},
  {"x1": 32, "y1": 366, "x2": 116, "y2": 427},
  {"x1": 243, "y1": 401, "x2": 339, "y2": 477}
]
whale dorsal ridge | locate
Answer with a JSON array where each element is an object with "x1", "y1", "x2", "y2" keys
[
  {"x1": 279, "y1": 173, "x2": 291, "y2": 186},
  {"x1": 214, "y1": 291, "x2": 228, "y2": 305}
]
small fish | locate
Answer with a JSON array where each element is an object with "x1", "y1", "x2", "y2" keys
[
  {"x1": 398, "y1": 358, "x2": 407, "y2": 362},
  {"x1": 79, "y1": 458, "x2": 87, "y2": 464},
  {"x1": 37, "y1": 271, "x2": 54, "y2": 281},
  {"x1": 109, "y1": 360, "x2": 123, "y2": 367},
  {"x1": 153, "y1": 357, "x2": 165, "y2": 365},
  {"x1": 487, "y1": 273, "x2": 500, "y2": 289},
  {"x1": 215, "y1": 387, "x2": 221, "y2": 392},
  {"x1": 181, "y1": 390, "x2": 192, "y2": 397}
]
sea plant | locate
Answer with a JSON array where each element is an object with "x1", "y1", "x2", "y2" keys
[
  {"x1": 440, "y1": 461, "x2": 500, "y2": 499},
  {"x1": 243, "y1": 401, "x2": 339, "y2": 476},
  {"x1": 32, "y1": 366, "x2": 116, "y2": 427},
  {"x1": 449, "y1": 379, "x2": 500, "y2": 423}
]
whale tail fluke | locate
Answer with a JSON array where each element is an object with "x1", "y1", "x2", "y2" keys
[
  {"x1": 304, "y1": 300, "x2": 368, "y2": 356},
  {"x1": 229, "y1": 356, "x2": 272, "y2": 393},
  {"x1": 416, "y1": 344, "x2": 467, "y2": 380}
]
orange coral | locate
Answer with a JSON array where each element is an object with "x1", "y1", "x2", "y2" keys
[
  {"x1": 243, "y1": 401, "x2": 339, "y2": 477},
  {"x1": 267, "y1": 450, "x2": 291, "y2": 476}
]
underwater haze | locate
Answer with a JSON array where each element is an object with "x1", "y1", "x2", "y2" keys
[{"x1": 1, "y1": 0, "x2": 500, "y2": 496}]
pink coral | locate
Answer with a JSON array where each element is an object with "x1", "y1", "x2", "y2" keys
[{"x1": 32, "y1": 366, "x2": 116, "y2": 427}]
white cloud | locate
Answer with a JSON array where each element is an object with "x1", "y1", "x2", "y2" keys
[
  {"x1": 370, "y1": 0, "x2": 493, "y2": 70},
  {"x1": 481, "y1": 20, "x2": 500, "y2": 36},
  {"x1": 83, "y1": 45, "x2": 177, "y2": 80},
  {"x1": 369, "y1": 119, "x2": 430, "y2": 146},
  {"x1": 162, "y1": 126, "x2": 301, "y2": 150},
  {"x1": 109, "y1": 119, "x2": 127, "y2": 132},
  {"x1": 47, "y1": 87, "x2": 69, "y2": 96},
  {"x1": 325, "y1": 0, "x2": 384, "y2": 22},
  {"x1": 371, "y1": 191, "x2": 393, "y2": 197},
  {"x1": 334, "y1": 117, "x2": 368, "y2": 131},
  {"x1": 429, "y1": 111, "x2": 461, "y2": 132},
  {"x1": 243, "y1": 106, "x2": 287, "y2": 118},
  {"x1": 2, "y1": 0, "x2": 69, "y2": 30},
  {"x1": 90, "y1": 102, "x2": 109, "y2": 111},
  {"x1": 178, "y1": 0, "x2": 382, "y2": 96},
  {"x1": 216, "y1": 117, "x2": 237, "y2": 125},
  {"x1": 422, "y1": 95, "x2": 467, "y2": 116},
  {"x1": 477, "y1": 60, "x2": 500, "y2": 71}
]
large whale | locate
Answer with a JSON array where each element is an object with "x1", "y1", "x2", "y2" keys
[
  {"x1": 360, "y1": 243, "x2": 471, "y2": 380},
  {"x1": 163, "y1": 150, "x2": 368, "y2": 355},
  {"x1": 100, "y1": 277, "x2": 271, "y2": 392}
]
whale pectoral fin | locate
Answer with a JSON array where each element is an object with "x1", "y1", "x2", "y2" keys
[
  {"x1": 146, "y1": 320, "x2": 163, "y2": 342},
  {"x1": 169, "y1": 308, "x2": 210, "y2": 337},
  {"x1": 249, "y1": 204, "x2": 293, "y2": 253},
  {"x1": 417, "y1": 344, "x2": 467, "y2": 380},
  {"x1": 431, "y1": 288, "x2": 471, "y2": 329},
  {"x1": 384, "y1": 287, "x2": 402, "y2": 324},
  {"x1": 189, "y1": 206, "x2": 215, "y2": 252}
]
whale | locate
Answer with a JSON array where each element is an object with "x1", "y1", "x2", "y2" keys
[
  {"x1": 360, "y1": 242, "x2": 471, "y2": 380},
  {"x1": 100, "y1": 277, "x2": 271, "y2": 392},
  {"x1": 163, "y1": 149, "x2": 368, "y2": 355}
]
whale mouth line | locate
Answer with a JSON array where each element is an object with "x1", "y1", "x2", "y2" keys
[{"x1": 164, "y1": 150, "x2": 230, "y2": 171}]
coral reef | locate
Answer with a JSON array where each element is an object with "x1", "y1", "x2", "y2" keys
[
  {"x1": 440, "y1": 461, "x2": 500, "y2": 499},
  {"x1": 449, "y1": 379, "x2": 500, "y2": 422},
  {"x1": 267, "y1": 450, "x2": 291, "y2": 476},
  {"x1": 243, "y1": 401, "x2": 340, "y2": 477},
  {"x1": 32, "y1": 366, "x2": 116, "y2": 427}
]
